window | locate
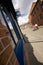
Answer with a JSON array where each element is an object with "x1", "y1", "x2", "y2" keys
[
  {"x1": 36, "y1": 3, "x2": 39, "y2": 11},
  {"x1": 32, "y1": 12, "x2": 34, "y2": 16},
  {"x1": 42, "y1": 1, "x2": 43, "y2": 5},
  {"x1": 40, "y1": 13, "x2": 43, "y2": 19},
  {"x1": 36, "y1": 6, "x2": 39, "y2": 10}
]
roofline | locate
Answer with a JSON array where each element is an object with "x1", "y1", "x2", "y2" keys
[{"x1": 30, "y1": 0, "x2": 39, "y2": 15}]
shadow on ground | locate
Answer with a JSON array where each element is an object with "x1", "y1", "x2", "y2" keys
[{"x1": 23, "y1": 34, "x2": 43, "y2": 65}]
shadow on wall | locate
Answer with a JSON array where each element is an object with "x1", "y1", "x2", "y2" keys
[{"x1": 23, "y1": 34, "x2": 43, "y2": 65}]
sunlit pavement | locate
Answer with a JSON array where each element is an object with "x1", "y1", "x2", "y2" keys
[{"x1": 21, "y1": 25, "x2": 43, "y2": 63}]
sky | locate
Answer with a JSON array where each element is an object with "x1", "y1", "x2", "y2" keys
[
  {"x1": 12, "y1": 0, "x2": 37, "y2": 26},
  {"x1": 0, "y1": 0, "x2": 37, "y2": 26},
  {"x1": 12, "y1": 0, "x2": 37, "y2": 14}
]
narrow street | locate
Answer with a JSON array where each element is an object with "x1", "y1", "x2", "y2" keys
[{"x1": 21, "y1": 25, "x2": 43, "y2": 65}]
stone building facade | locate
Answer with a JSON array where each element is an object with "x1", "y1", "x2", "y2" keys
[{"x1": 29, "y1": 0, "x2": 43, "y2": 26}]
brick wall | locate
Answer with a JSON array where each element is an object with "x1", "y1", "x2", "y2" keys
[
  {"x1": 0, "y1": 20, "x2": 19, "y2": 65},
  {"x1": 29, "y1": 1, "x2": 43, "y2": 26}
]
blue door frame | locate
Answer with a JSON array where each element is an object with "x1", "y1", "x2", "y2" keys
[
  {"x1": 0, "y1": 5, "x2": 17, "y2": 46},
  {"x1": 0, "y1": 5, "x2": 25, "y2": 65}
]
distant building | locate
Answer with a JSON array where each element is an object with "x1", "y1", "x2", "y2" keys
[{"x1": 29, "y1": 0, "x2": 43, "y2": 26}]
